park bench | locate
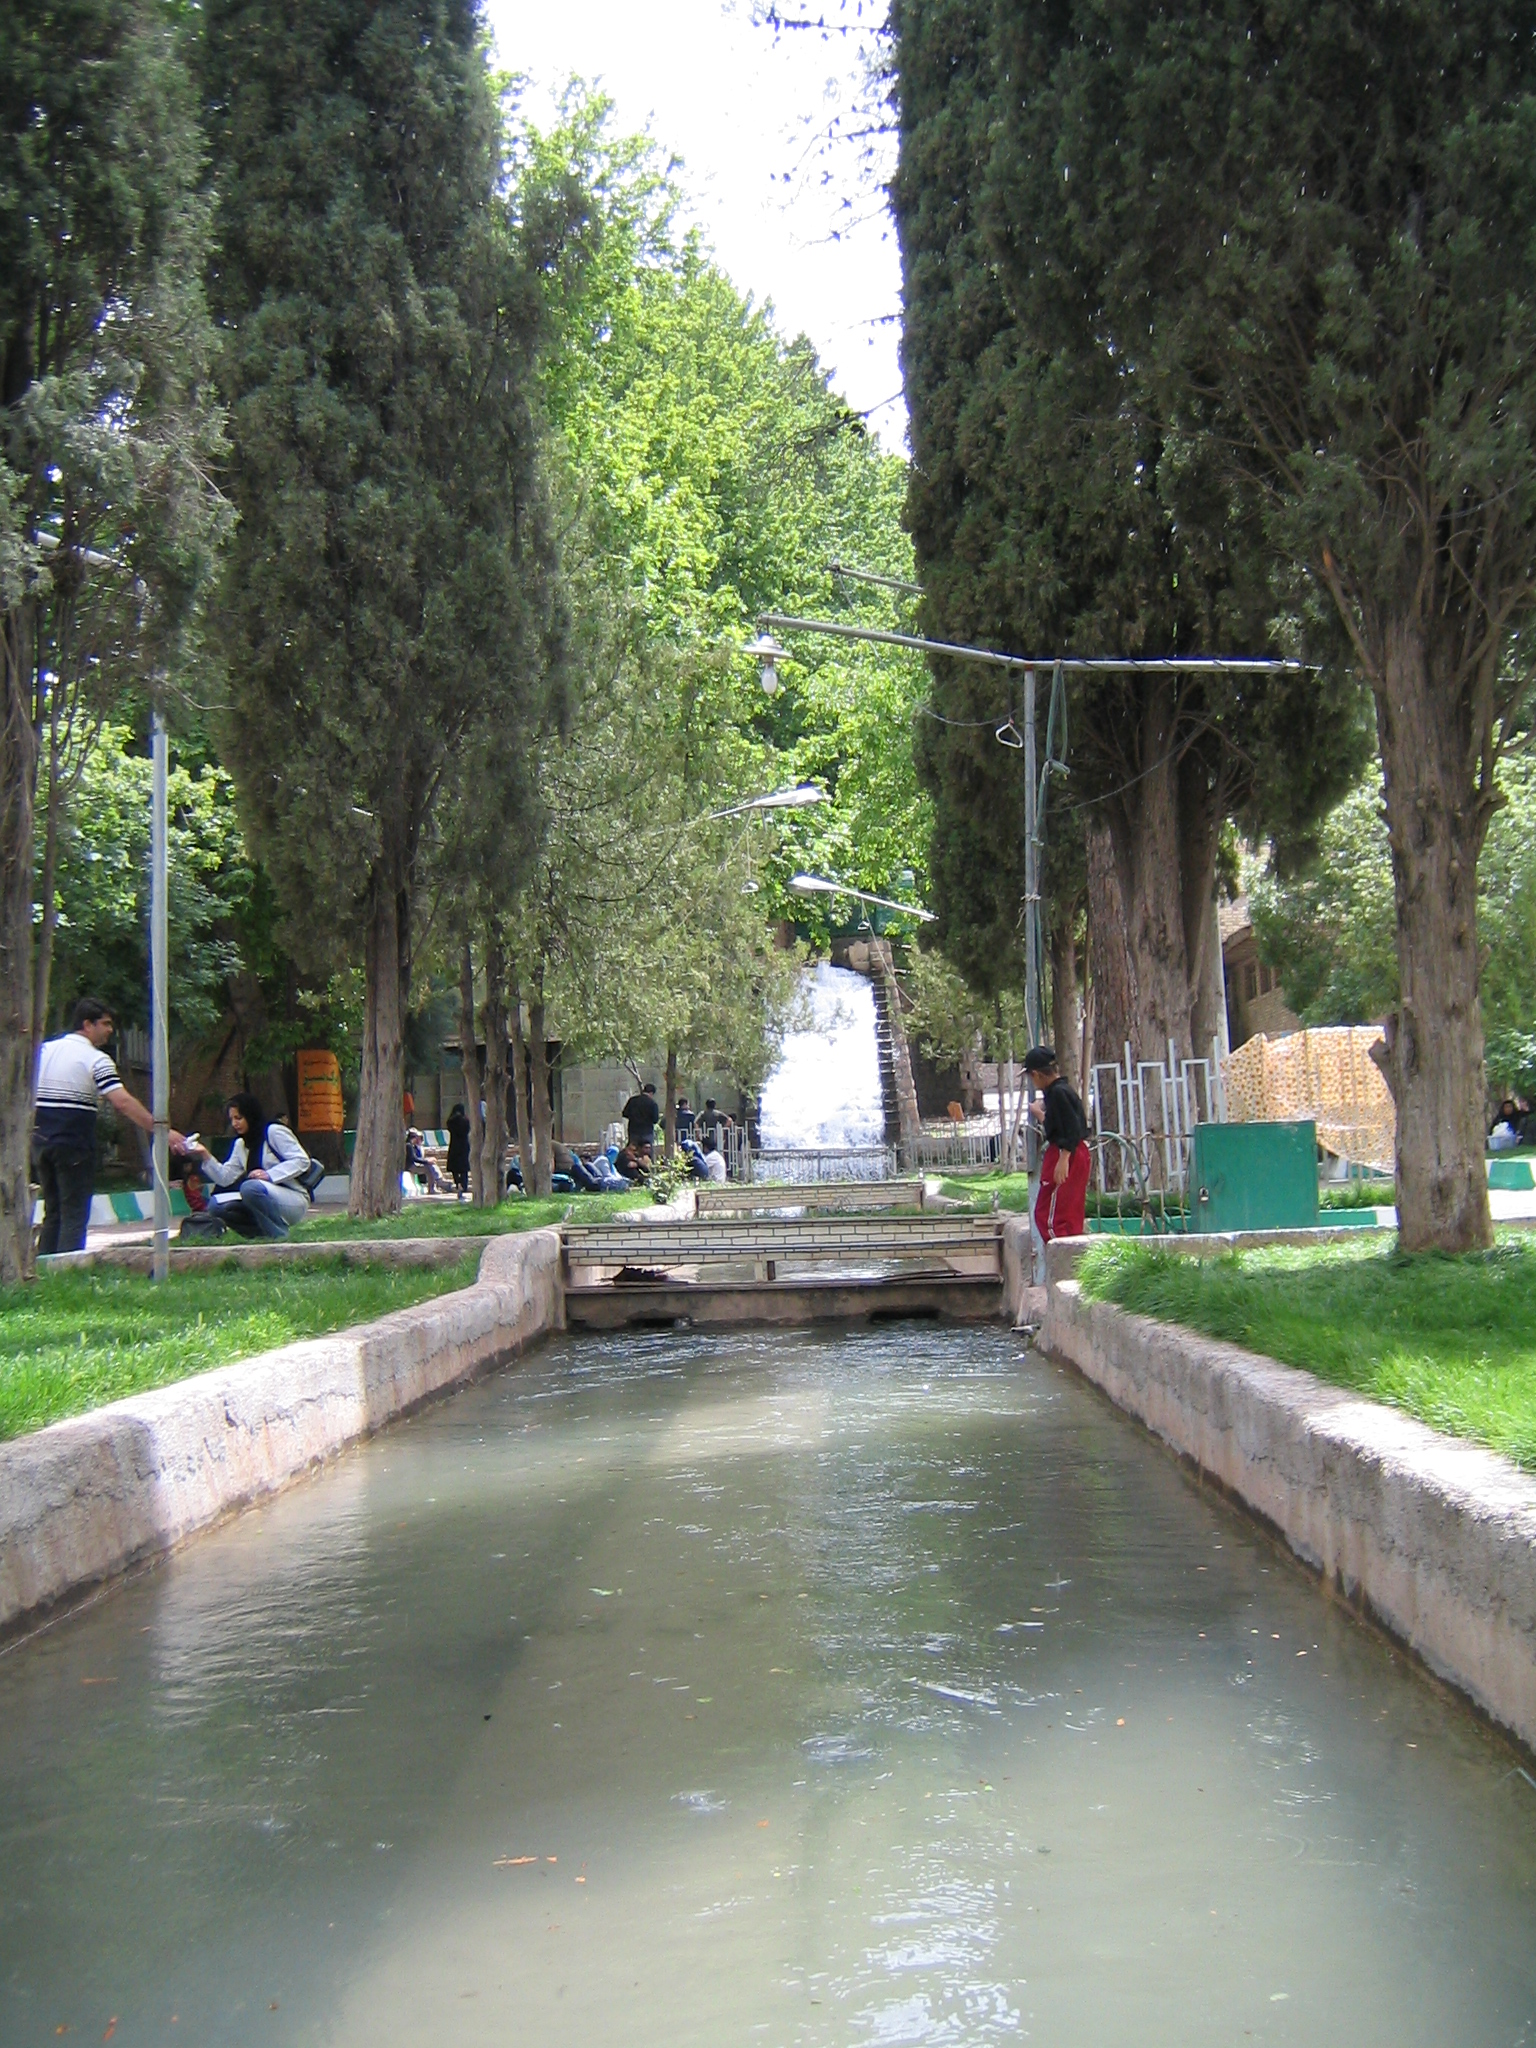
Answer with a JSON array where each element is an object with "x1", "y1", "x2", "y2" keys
[
  {"x1": 562, "y1": 1213, "x2": 1001, "y2": 1287},
  {"x1": 693, "y1": 1179, "x2": 927, "y2": 1216}
]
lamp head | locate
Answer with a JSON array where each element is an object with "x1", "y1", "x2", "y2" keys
[{"x1": 745, "y1": 631, "x2": 787, "y2": 697}]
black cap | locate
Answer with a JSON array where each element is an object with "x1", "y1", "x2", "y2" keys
[{"x1": 1023, "y1": 1045, "x2": 1058, "y2": 1074}]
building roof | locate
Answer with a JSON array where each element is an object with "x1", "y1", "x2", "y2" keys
[{"x1": 1219, "y1": 895, "x2": 1252, "y2": 946}]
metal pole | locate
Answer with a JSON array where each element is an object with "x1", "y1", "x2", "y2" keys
[
  {"x1": 1023, "y1": 666, "x2": 1039, "y2": 1048},
  {"x1": 150, "y1": 706, "x2": 170, "y2": 1282}
]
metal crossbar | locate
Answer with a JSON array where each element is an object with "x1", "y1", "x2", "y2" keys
[{"x1": 694, "y1": 1180, "x2": 926, "y2": 1214}]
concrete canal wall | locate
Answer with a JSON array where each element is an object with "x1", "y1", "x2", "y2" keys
[
  {"x1": 0, "y1": 1229, "x2": 564, "y2": 1637},
  {"x1": 1006, "y1": 1220, "x2": 1536, "y2": 1756}
]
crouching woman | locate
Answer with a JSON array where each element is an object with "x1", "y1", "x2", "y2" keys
[{"x1": 189, "y1": 1093, "x2": 313, "y2": 1239}]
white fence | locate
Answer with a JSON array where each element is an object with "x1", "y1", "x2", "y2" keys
[
  {"x1": 911, "y1": 1128, "x2": 1003, "y2": 1172},
  {"x1": 1089, "y1": 1038, "x2": 1226, "y2": 1199}
]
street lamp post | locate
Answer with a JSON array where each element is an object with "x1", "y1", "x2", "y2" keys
[
  {"x1": 707, "y1": 783, "x2": 827, "y2": 822},
  {"x1": 788, "y1": 874, "x2": 936, "y2": 924},
  {"x1": 150, "y1": 701, "x2": 170, "y2": 1281}
]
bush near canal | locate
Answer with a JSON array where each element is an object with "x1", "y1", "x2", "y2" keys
[
  {"x1": 1078, "y1": 1235, "x2": 1536, "y2": 1471},
  {"x1": 0, "y1": 1256, "x2": 481, "y2": 1440}
]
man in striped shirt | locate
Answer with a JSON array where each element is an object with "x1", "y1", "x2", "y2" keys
[{"x1": 32, "y1": 998, "x2": 168, "y2": 1256}]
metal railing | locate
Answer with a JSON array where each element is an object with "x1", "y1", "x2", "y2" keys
[
  {"x1": 1089, "y1": 1038, "x2": 1225, "y2": 1197},
  {"x1": 911, "y1": 1127, "x2": 1004, "y2": 1172},
  {"x1": 749, "y1": 1144, "x2": 897, "y2": 1184}
]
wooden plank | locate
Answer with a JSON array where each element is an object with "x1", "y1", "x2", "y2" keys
[{"x1": 563, "y1": 1216, "x2": 999, "y2": 1262}]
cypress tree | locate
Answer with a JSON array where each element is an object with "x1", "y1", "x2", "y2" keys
[
  {"x1": 0, "y1": 0, "x2": 224, "y2": 1280},
  {"x1": 203, "y1": 0, "x2": 566, "y2": 1214},
  {"x1": 1049, "y1": 1, "x2": 1536, "y2": 1253},
  {"x1": 890, "y1": 1, "x2": 1365, "y2": 1074}
]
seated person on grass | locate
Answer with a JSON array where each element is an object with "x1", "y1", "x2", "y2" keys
[
  {"x1": 407, "y1": 1128, "x2": 451, "y2": 1194},
  {"x1": 615, "y1": 1140, "x2": 652, "y2": 1183},
  {"x1": 1489, "y1": 1100, "x2": 1524, "y2": 1152},
  {"x1": 186, "y1": 1093, "x2": 314, "y2": 1240},
  {"x1": 554, "y1": 1140, "x2": 615, "y2": 1193}
]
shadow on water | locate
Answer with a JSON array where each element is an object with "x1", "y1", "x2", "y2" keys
[{"x1": 1, "y1": 1323, "x2": 1533, "y2": 2046}]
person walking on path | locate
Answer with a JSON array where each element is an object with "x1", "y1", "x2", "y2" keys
[
  {"x1": 186, "y1": 1094, "x2": 313, "y2": 1239},
  {"x1": 32, "y1": 998, "x2": 178, "y2": 1256},
  {"x1": 445, "y1": 1102, "x2": 472, "y2": 1198},
  {"x1": 622, "y1": 1080, "x2": 661, "y2": 1150},
  {"x1": 1025, "y1": 1046, "x2": 1091, "y2": 1246}
]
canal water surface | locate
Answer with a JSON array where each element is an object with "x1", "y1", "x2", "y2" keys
[{"x1": 2, "y1": 1324, "x2": 1533, "y2": 2046}]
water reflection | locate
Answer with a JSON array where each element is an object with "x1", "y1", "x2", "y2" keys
[{"x1": 0, "y1": 1324, "x2": 1532, "y2": 2046}]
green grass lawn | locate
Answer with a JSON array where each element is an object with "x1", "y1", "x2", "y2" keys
[
  {"x1": 938, "y1": 1173, "x2": 1032, "y2": 1211},
  {"x1": 1319, "y1": 1178, "x2": 1395, "y2": 1209},
  {"x1": 292, "y1": 1191, "x2": 643, "y2": 1242},
  {"x1": 1077, "y1": 1233, "x2": 1536, "y2": 1469},
  {"x1": 0, "y1": 1254, "x2": 481, "y2": 1440}
]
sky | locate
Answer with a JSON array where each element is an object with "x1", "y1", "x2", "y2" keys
[{"x1": 485, "y1": 0, "x2": 907, "y2": 445}]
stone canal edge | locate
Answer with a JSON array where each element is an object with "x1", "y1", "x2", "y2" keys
[
  {"x1": 0, "y1": 1229, "x2": 565, "y2": 1640},
  {"x1": 1007, "y1": 1218, "x2": 1536, "y2": 1759}
]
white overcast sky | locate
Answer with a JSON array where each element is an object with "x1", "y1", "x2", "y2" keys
[{"x1": 485, "y1": 0, "x2": 906, "y2": 446}]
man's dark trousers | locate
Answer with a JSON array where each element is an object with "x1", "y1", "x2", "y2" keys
[{"x1": 34, "y1": 1143, "x2": 96, "y2": 1255}]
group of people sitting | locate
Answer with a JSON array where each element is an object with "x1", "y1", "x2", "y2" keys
[{"x1": 407, "y1": 1078, "x2": 740, "y2": 1205}]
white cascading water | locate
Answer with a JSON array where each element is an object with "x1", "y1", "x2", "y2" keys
[{"x1": 757, "y1": 962, "x2": 886, "y2": 1151}]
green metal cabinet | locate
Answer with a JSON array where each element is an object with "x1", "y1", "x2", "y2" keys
[{"x1": 1190, "y1": 1121, "x2": 1318, "y2": 1234}]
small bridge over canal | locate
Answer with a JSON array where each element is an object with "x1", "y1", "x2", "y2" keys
[{"x1": 562, "y1": 1198, "x2": 1005, "y2": 1330}]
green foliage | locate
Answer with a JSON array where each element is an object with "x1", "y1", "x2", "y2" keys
[
  {"x1": 475, "y1": 97, "x2": 921, "y2": 1089},
  {"x1": 528, "y1": 97, "x2": 931, "y2": 933},
  {"x1": 1078, "y1": 1235, "x2": 1536, "y2": 1470},
  {"x1": 1252, "y1": 757, "x2": 1536, "y2": 1036},
  {"x1": 43, "y1": 723, "x2": 249, "y2": 1039},
  {"x1": 1, "y1": 0, "x2": 229, "y2": 996},
  {"x1": 0, "y1": 1253, "x2": 479, "y2": 1438}
]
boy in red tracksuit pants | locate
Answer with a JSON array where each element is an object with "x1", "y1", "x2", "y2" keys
[{"x1": 1025, "y1": 1046, "x2": 1091, "y2": 1243}]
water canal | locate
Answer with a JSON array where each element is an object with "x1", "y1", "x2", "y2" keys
[{"x1": 2, "y1": 1323, "x2": 1533, "y2": 2046}]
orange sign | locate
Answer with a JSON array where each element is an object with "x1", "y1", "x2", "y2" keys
[{"x1": 296, "y1": 1049, "x2": 344, "y2": 1133}]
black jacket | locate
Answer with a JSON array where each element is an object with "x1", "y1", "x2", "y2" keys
[
  {"x1": 1040, "y1": 1076, "x2": 1087, "y2": 1152},
  {"x1": 623, "y1": 1092, "x2": 660, "y2": 1141}
]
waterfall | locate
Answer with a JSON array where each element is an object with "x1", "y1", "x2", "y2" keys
[{"x1": 757, "y1": 963, "x2": 886, "y2": 1151}]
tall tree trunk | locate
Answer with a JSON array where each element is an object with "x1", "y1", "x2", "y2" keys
[
  {"x1": 479, "y1": 928, "x2": 508, "y2": 1208},
  {"x1": 1372, "y1": 620, "x2": 1493, "y2": 1254},
  {"x1": 0, "y1": 604, "x2": 38, "y2": 1282},
  {"x1": 31, "y1": 734, "x2": 61, "y2": 1045},
  {"x1": 664, "y1": 1044, "x2": 678, "y2": 1155},
  {"x1": 1049, "y1": 910, "x2": 1080, "y2": 1092},
  {"x1": 527, "y1": 982, "x2": 553, "y2": 1198},
  {"x1": 1085, "y1": 819, "x2": 1136, "y2": 1075},
  {"x1": 457, "y1": 937, "x2": 485, "y2": 1204},
  {"x1": 350, "y1": 864, "x2": 409, "y2": 1217},
  {"x1": 508, "y1": 966, "x2": 531, "y2": 1196},
  {"x1": 1107, "y1": 695, "x2": 1195, "y2": 1062}
]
